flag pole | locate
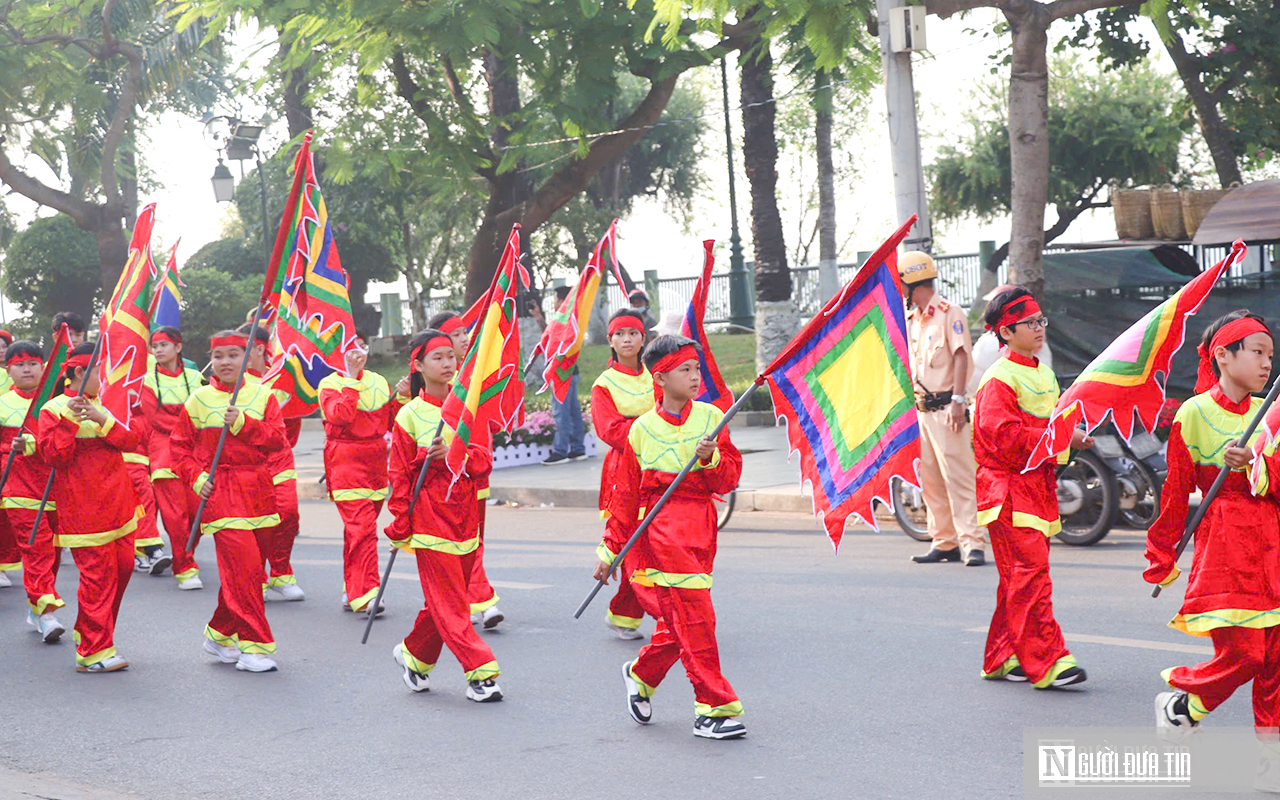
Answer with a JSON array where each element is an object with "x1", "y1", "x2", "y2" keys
[
  {"x1": 361, "y1": 419, "x2": 445, "y2": 644},
  {"x1": 28, "y1": 338, "x2": 103, "y2": 546},
  {"x1": 1153, "y1": 376, "x2": 1280, "y2": 598},
  {"x1": 573, "y1": 379, "x2": 762, "y2": 619}
]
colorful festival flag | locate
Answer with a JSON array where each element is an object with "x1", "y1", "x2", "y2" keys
[
  {"x1": 762, "y1": 217, "x2": 920, "y2": 550},
  {"x1": 441, "y1": 224, "x2": 530, "y2": 491},
  {"x1": 98, "y1": 203, "x2": 158, "y2": 429},
  {"x1": 680, "y1": 240, "x2": 733, "y2": 412},
  {"x1": 149, "y1": 240, "x2": 184, "y2": 330},
  {"x1": 263, "y1": 132, "x2": 360, "y2": 417},
  {"x1": 22, "y1": 323, "x2": 71, "y2": 434},
  {"x1": 527, "y1": 220, "x2": 628, "y2": 402},
  {"x1": 1024, "y1": 240, "x2": 1247, "y2": 472}
]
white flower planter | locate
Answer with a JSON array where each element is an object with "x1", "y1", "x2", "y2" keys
[{"x1": 492, "y1": 435, "x2": 597, "y2": 469}]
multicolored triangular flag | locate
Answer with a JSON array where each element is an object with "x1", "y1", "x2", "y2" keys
[
  {"x1": 681, "y1": 240, "x2": 733, "y2": 412},
  {"x1": 149, "y1": 240, "x2": 184, "y2": 330}
]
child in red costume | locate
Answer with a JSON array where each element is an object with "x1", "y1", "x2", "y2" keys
[
  {"x1": 973, "y1": 287, "x2": 1091, "y2": 689},
  {"x1": 38, "y1": 342, "x2": 143, "y2": 672},
  {"x1": 124, "y1": 392, "x2": 167, "y2": 577},
  {"x1": 171, "y1": 331, "x2": 286, "y2": 673},
  {"x1": 387, "y1": 329, "x2": 503, "y2": 702},
  {"x1": 318, "y1": 332, "x2": 409, "y2": 613},
  {"x1": 0, "y1": 341, "x2": 65, "y2": 641},
  {"x1": 429, "y1": 310, "x2": 505, "y2": 630},
  {"x1": 594, "y1": 334, "x2": 746, "y2": 740},
  {"x1": 1144, "y1": 310, "x2": 1280, "y2": 790},
  {"x1": 590, "y1": 309, "x2": 651, "y2": 640},
  {"x1": 139, "y1": 326, "x2": 206, "y2": 589}
]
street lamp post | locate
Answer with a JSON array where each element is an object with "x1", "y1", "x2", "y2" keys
[
  {"x1": 203, "y1": 115, "x2": 273, "y2": 262},
  {"x1": 721, "y1": 57, "x2": 753, "y2": 330}
]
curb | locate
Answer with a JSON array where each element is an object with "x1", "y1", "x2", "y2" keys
[{"x1": 488, "y1": 486, "x2": 599, "y2": 508}]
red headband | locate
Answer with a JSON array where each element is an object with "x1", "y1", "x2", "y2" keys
[
  {"x1": 437, "y1": 316, "x2": 466, "y2": 335},
  {"x1": 151, "y1": 331, "x2": 181, "y2": 346},
  {"x1": 210, "y1": 334, "x2": 247, "y2": 350},
  {"x1": 5, "y1": 351, "x2": 41, "y2": 367},
  {"x1": 986, "y1": 297, "x2": 1042, "y2": 332},
  {"x1": 609, "y1": 316, "x2": 645, "y2": 337},
  {"x1": 0, "y1": 329, "x2": 12, "y2": 345},
  {"x1": 411, "y1": 335, "x2": 454, "y2": 365},
  {"x1": 1195, "y1": 317, "x2": 1271, "y2": 394},
  {"x1": 650, "y1": 344, "x2": 699, "y2": 405},
  {"x1": 65, "y1": 353, "x2": 92, "y2": 371}
]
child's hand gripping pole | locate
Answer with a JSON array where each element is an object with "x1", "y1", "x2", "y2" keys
[
  {"x1": 573, "y1": 379, "x2": 761, "y2": 619},
  {"x1": 29, "y1": 339, "x2": 102, "y2": 546},
  {"x1": 1153, "y1": 375, "x2": 1280, "y2": 598},
  {"x1": 361, "y1": 418, "x2": 445, "y2": 644}
]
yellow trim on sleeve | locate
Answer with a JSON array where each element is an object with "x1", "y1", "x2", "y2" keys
[
  {"x1": 1, "y1": 497, "x2": 55, "y2": 510},
  {"x1": 122, "y1": 452, "x2": 149, "y2": 465}
]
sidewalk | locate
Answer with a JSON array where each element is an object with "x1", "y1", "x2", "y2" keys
[{"x1": 291, "y1": 418, "x2": 824, "y2": 515}]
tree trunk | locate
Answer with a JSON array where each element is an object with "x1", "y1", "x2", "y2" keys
[
  {"x1": 1162, "y1": 30, "x2": 1242, "y2": 188},
  {"x1": 815, "y1": 69, "x2": 839, "y2": 303},
  {"x1": 94, "y1": 220, "x2": 128, "y2": 293},
  {"x1": 1003, "y1": 0, "x2": 1050, "y2": 300}
]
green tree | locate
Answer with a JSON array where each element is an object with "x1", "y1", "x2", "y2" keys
[
  {"x1": 186, "y1": 235, "x2": 262, "y2": 279},
  {"x1": 179, "y1": 266, "x2": 259, "y2": 365},
  {"x1": 2, "y1": 215, "x2": 103, "y2": 339},
  {"x1": 930, "y1": 57, "x2": 1187, "y2": 273}
]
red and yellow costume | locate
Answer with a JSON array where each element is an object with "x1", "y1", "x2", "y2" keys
[
  {"x1": 600, "y1": 392, "x2": 744, "y2": 718},
  {"x1": 171, "y1": 376, "x2": 285, "y2": 654},
  {"x1": 38, "y1": 387, "x2": 143, "y2": 668},
  {"x1": 590, "y1": 359, "x2": 652, "y2": 631},
  {"x1": 386, "y1": 391, "x2": 499, "y2": 682},
  {"x1": 123, "y1": 421, "x2": 162, "y2": 555},
  {"x1": 139, "y1": 361, "x2": 206, "y2": 581},
  {"x1": 318, "y1": 369, "x2": 402, "y2": 612},
  {"x1": 973, "y1": 350, "x2": 1077, "y2": 687},
  {"x1": 1145, "y1": 321, "x2": 1280, "y2": 728},
  {"x1": 0, "y1": 387, "x2": 62, "y2": 615},
  {"x1": 247, "y1": 369, "x2": 301, "y2": 590}
]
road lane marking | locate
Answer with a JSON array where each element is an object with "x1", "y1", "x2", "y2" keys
[
  {"x1": 964, "y1": 627, "x2": 1213, "y2": 656},
  {"x1": 290, "y1": 559, "x2": 551, "y2": 590}
]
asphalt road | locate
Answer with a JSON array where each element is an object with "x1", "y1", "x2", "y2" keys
[{"x1": 0, "y1": 504, "x2": 1266, "y2": 799}]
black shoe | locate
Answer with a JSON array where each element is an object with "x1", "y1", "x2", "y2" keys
[
  {"x1": 568, "y1": 451, "x2": 589, "y2": 462},
  {"x1": 541, "y1": 453, "x2": 569, "y2": 466},
  {"x1": 1049, "y1": 666, "x2": 1087, "y2": 688},
  {"x1": 693, "y1": 715, "x2": 746, "y2": 740},
  {"x1": 911, "y1": 548, "x2": 962, "y2": 563},
  {"x1": 150, "y1": 553, "x2": 173, "y2": 575},
  {"x1": 622, "y1": 661, "x2": 651, "y2": 724},
  {"x1": 965, "y1": 549, "x2": 986, "y2": 567}
]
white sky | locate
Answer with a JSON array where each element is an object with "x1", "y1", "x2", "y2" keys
[{"x1": 3, "y1": 9, "x2": 1176, "y2": 315}]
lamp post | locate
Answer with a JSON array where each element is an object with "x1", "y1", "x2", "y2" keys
[
  {"x1": 721, "y1": 57, "x2": 753, "y2": 330},
  {"x1": 203, "y1": 114, "x2": 273, "y2": 262}
]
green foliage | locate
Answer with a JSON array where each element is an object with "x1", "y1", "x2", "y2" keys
[
  {"x1": 929, "y1": 57, "x2": 1188, "y2": 224},
  {"x1": 186, "y1": 235, "x2": 263, "y2": 279},
  {"x1": 3, "y1": 215, "x2": 102, "y2": 339},
  {"x1": 179, "y1": 266, "x2": 260, "y2": 365}
]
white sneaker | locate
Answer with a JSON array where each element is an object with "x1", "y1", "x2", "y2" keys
[
  {"x1": 27, "y1": 610, "x2": 65, "y2": 643},
  {"x1": 203, "y1": 637, "x2": 240, "y2": 664},
  {"x1": 0, "y1": 570, "x2": 11, "y2": 588},
  {"x1": 266, "y1": 583, "x2": 306, "y2": 602},
  {"x1": 177, "y1": 574, "x2": 203, "y2": 591},
  {"x1": 622, "y1": 661, "x2": 651, "y2": 724},
  {"x1": 466, "y1": 678, "x2": 503, "y2": 703},
  {"x1": 1154, "y1": 691, "x2": 1200, "y2": 744},
  {"x1": 134, "y1": 554, "x2": 153, "y2": 573},
  {"x1": 482, "y1": 606, "x2": 504, "y2": 630},
  {"x1": 470, "y1": 611, "x2": 481, "y2": 626},
  {"x1": 693, "y1": 715, "x2": 746, "y2": 740},
  {"x1": 149, "y1": 552, "x2": 172, "y2": 576},
  {"x1": 235, "y1": 653, "x2": 278, "y2": 673},
  {"x1": 77, "y1": 655, "x2": 129, "y2": 673},
  {"x1": 392, "y1": 644, "x2": 430, "y2": 692},
  {"x1": 606, "y1": 620, "x2": 644, "y2": 641}
]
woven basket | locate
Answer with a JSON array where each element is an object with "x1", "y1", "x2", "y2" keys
[
  {"x1": 1180, "y1": 187, "x2": 1230, "y2": 239},
  {"x1": 1150, "y1": 186, "x2": 1187, "y2": 240},
  {"x1": 1112, "y1": 187, "x2": 1154, "y2": 239}
]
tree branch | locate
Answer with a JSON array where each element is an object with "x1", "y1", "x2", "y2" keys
[
  {"x1": 1047, "y1": 0, "x2": 1143, "y2": 20},
  {"x1": 925, "y1": 0, "x2": 1007, "y2": 21},
  {"x1": 97, "y1": 9, "x2": 143, "y2": 213},
  {"x1": 0, "y1": 143, "x2": 92, "y2": 225},
  {"x1": 391, "y1": 49, "x2": 497, "y2": 181}
]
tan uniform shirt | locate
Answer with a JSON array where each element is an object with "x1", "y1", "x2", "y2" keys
[{"x1": 908, "y1": 293, "x2": 972, "y2": 402}]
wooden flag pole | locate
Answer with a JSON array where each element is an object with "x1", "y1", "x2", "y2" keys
[
  {"x1": 1153, "y1": 376, "x2": 1280, "y2": 598},
  {"x1": 573, "y1": 379, "x2": 762, "y2": 619},
  {"x1": 184, "y1": 300, "x2": 269, "y2": 553},
  {"x1": 0, "y1": 446, "x2": 21, "y2": 502},
  {"x1": 29, "y1": 338, "x2": 103, "y2": 546},
  {"x1": 361, "y1": 419, "x2": 445, "y2": 644}
]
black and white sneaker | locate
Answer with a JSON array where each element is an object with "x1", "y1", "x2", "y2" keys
[
  {"x1": 1155, "y1": 691, "x2": 1200, "y2": 744},
  {"x1": 149, "y1": 553, "x2": 172, "y2": 576},
  {"x1": 1005, "y1": 665, "x2": 1028, "y2": 682},
  {"x1": 392, "y1": 644, "x2": 430, "y2": 692},
  {"x1": 568, "y1": 451, "x2": 589, "y2": 462},
  {"x1": 693, "y1": 715, "x2": 746, "y2": 740},
  {"x1": 622, "y1": 661, "x2": 651, "y2": 724},
  {"x1": 1049, "y1": 666, "x2": 1088, "y2": 688},
  {"x1": 541, "y1": 453, "x2": 569, "y2": 466},
  {"x1": 466, "y1": 678, "x2": 504, "y2": 702}
]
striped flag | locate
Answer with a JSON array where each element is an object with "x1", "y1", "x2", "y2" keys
[
  {"x1": 149, "y1": 240, "x2": 184, "y2": 330},
  {"x1": 680, "y1": 240, "x2": 732, "y2": 412},
  {"x1": 98, "y1": 203, "x2": 158, "y2": 429},
  {"x1": 22, "y1": 323, "x2": 72, "y2": 433}
]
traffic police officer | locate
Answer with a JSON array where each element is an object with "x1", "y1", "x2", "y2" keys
[{"x1": 899, "y1": 252, "x2": 986, "y2": 566}]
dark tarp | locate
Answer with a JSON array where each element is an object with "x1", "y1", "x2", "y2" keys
[{"x1": 1043, "y1": 247, "x2": 1280, "y2": 399}]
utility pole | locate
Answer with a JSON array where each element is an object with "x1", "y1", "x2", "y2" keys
[
  {"x1": 721, "y1": 56, "x2": 754, "y2": 330},
  {"x1": 875, "y1": 0, "x2": 933, "y2": 254}
]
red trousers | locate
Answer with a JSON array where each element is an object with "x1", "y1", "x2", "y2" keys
[
  {"x1": 70, "y1": 535, "x2": 133, "y2": 666},
  {"x1": 0, "y1": 509, "x2": 18, "y2": 571},
  {"x1": 7, "y1": 508, "x2": 62, "y2": 614},
  {"x1": 607, "y1": 553, "x2": 644, "y2": 629},
  {"x1": 206, "y1": 528, "x2": 275, "y2": 653},
  {"x1": 1166, "y1": 625, "x2": 1280, "y2": 728},
  {"x1": 154, "y1": 478, "x2": 200, "y2": 579},
  {"x1": 630, "y1": 582, "x2": 741, "y2": 717},
  {"x1": 260, "y1": 479, "x2": 299, "y2": 586},
  {"x1": 983, "y1": 506, "x2": 1071, "y2": 684},
  {"x1": 338, "y1": 499, "x2": 381, "y2": 611},
  {"x1": 126, "y1": 463, "x2": 161, "y2": 550},
  {"x1": 403, "y1": 548, "x2": 499, "y2": 681},
  {"x1": 467, "y1": 500, "x2": 498, "y2": 613}
]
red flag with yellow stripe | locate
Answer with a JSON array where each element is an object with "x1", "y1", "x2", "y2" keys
[{"x1": 98, "y1": 203, "x2": 158, "y2": 430}]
